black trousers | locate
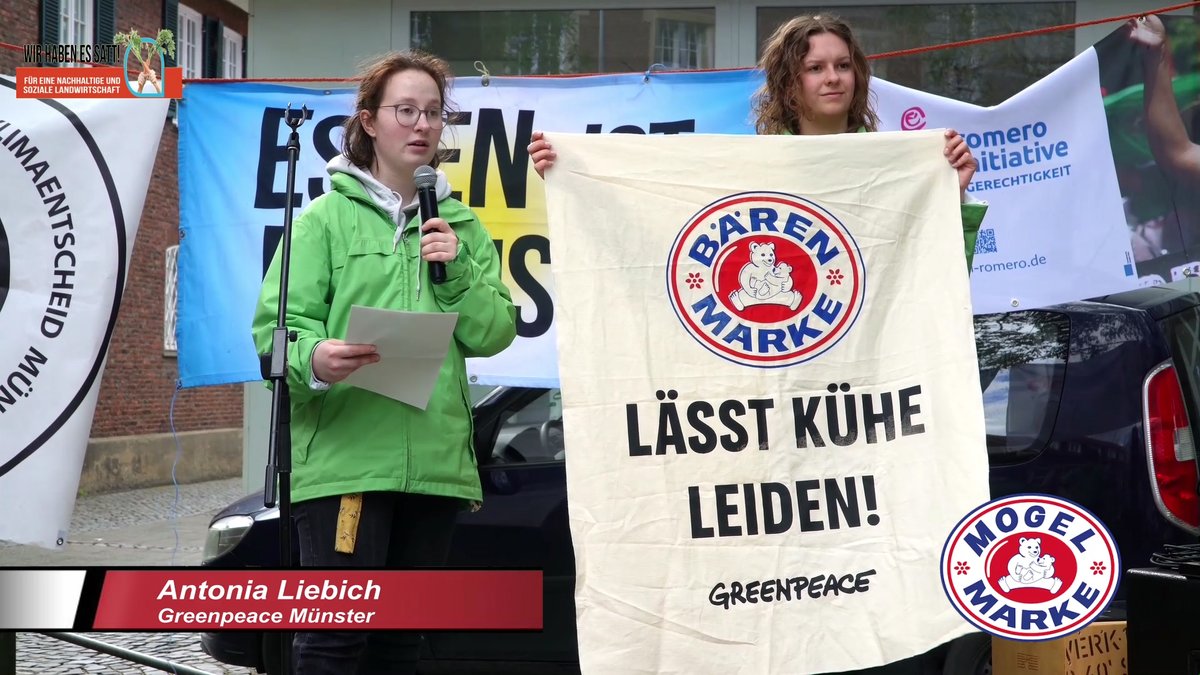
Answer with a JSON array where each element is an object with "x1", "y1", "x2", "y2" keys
[{"x1": 291, "y1": 491, "x2": 461, "y2": 675}]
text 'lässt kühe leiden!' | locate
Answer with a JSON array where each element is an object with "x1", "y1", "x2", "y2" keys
[{"x1": 623, "y1": 383, "x2": 930, "y2": 540}]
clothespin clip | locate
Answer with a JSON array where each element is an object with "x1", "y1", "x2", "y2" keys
[{"x1": 474, "y1": 60, "x2": 491, "y2": 87}]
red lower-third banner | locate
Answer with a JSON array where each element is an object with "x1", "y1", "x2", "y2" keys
[{"x1": 0, "y1": 569, "x2": 543, "y2": 631}]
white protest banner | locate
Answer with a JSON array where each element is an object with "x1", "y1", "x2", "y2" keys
[
  {"x1": 873, "y1": 48, "x2": 1137, "y2": 313},
  {"x1": 544, "y1": 131, "x2": 990, "y2": 673},
  {"x1": 0, "y1": 79, "x2": 167, "y2": 547}
]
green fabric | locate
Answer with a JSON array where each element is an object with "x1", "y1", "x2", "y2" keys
[
  {"x1": 251, "y1": 172, "x2": 517, "y2": 504},
  {"x1": 960, "y1": 202, "x2": 985, "y2": 270},
  {"x1": 780, "y1": 125, "x2": 986, "y2": 271}
]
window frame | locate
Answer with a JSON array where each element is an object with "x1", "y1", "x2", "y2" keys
[
  {"x1": 410, "y1": 7, "x2": 717, "y2": 76},
  {"x1": 222, "y1": 26, "x2": 243, "y2": 79},
  {"x1": 391, "y1": 0, "x2": 1077, "y2": 71},
  {"x1": 177, "y1": 4, "x2": 202, "y2": 80},
  {"x1": 58, "y1": 0, "x2": 93, "y2": 66},
  {"x1": 654, "y1": 17, "x2": 711, "y2": 69},
  {"x1": 404, "y1": 1, "x2": 721, "y2": 74}
]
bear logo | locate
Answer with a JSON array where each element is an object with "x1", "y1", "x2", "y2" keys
[
  {"x1": 728, "y1": 241, "x2": 802, "y2": 311},
  {"x1": 668, "y1": 192, "x2": 866, "y2": 368},
  {"x1": 998, "y1": 537, "x2": 1063, "y2": 593}
]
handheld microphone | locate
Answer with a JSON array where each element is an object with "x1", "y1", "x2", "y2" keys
[{"x1": 413, "y1": 165, "x2": 446, "y2": 285}]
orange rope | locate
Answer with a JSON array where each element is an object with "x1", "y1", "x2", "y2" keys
[
  {"x1": 182, "y1": 76, "x2": 354, "y2": 84},
  {"x1": 870, "y1": 0, "x2": 1199, "y2": 60},
  {"x1": 1, "y1": 0, "x2": 1196, "y2": 82}
]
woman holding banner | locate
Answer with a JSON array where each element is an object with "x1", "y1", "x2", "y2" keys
[
  {"x1": 529, "y1": 14, "x2": 986, "y2": 265},
  {"x1": 252, "y1": 50, "x2": 516, "y2": 675}
]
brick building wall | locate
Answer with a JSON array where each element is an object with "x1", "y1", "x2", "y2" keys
[
  {"x1": 2, "y1": 0, "x2": 244, "y2": 438},
  {"x1": 0, "y1": 3, "x2": 38, "y2": 74}
]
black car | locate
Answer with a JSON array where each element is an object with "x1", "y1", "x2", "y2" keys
[{"x1": 201, "y1": 285, "x2": 1200, "y2": 675}]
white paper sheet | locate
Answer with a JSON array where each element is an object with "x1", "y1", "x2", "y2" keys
[{"x1": 342, "y1": 305, "x2": 458, "y2": 410}]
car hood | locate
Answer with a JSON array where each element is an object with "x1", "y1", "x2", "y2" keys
[{"x1": 211, "y1": 491, "x2": 278, "y2": 522}]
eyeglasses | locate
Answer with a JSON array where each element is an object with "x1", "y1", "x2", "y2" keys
[{"x1": 379, "y1": 104, "x2": 450, "y2": 129}]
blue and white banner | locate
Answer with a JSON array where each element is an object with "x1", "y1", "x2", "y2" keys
[
  {"x1": 874, "y1": 48, "x2": 1134, "y2": 313},
  {"x1": 180, "y1": 22, "x2": 1182, "y2": 388},
  {"x1": 177, "y1": 72, "x2": 758, "y2": 388}
]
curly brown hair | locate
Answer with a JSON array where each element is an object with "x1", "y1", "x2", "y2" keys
[
  {"x1": 342, "y1": 50, "x2": 456, "y2": 169},
  {"x1": 753, "y1": 15, "x2": 879, "y2": 135}
]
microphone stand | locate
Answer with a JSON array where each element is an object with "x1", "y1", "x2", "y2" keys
[{"x1": 264, "y1": 103, "x2": 307, "y2": 675}]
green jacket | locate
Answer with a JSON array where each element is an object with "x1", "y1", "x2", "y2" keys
[{"x1": 252, "y1": 172, "x2": 517, "y2": 504}]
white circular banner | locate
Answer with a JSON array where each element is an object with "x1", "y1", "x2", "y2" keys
[{"x1": 0, "y1": 84, "x2": 125, "y2": 477}]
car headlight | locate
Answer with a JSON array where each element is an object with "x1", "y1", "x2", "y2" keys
[{"x1": 203, "y1": 515, "x2": 255, "y2": 564}]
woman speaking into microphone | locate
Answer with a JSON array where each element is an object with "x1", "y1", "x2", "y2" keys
[{"x1": 251, "y1": 49, "x2": 516, "y2": 675}]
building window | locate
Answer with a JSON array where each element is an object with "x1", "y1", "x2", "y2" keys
[
  {"x1": 164, "y1": 245, "x2": 178, "y2": 354},
  {"x1": 58, "y1": 0, "x2": 92, "y2": 67},
  {"x1": 59, "y1": 0, "x2": 91, "y2": 45},
  {"x1": 757, "y1": 3, "x2": 1075, "y2": 106},
  {"x1": 655, "y1": 18, "x2": 710, "y2": 70},
  {"x1": 222, "y1": 26, "x2": 243, "y2": 78},
  {"x1": 178, "y1": 4, "x2": 202, "y2": 79},
  {"x1": 412, "y1": 8, "x2": 715, "y2": 76}
]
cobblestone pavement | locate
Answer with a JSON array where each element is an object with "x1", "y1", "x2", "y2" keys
[
  {"x1": 2, "y1": 478, "x2": 261, "y2": 674},
  {"x1": 14, "y1": 632, "x2": 256, "y2": 674}
]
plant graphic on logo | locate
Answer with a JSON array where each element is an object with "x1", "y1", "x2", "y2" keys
[{"x1": 114, "y1": 28, "x2": 176, "y2": 95}]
